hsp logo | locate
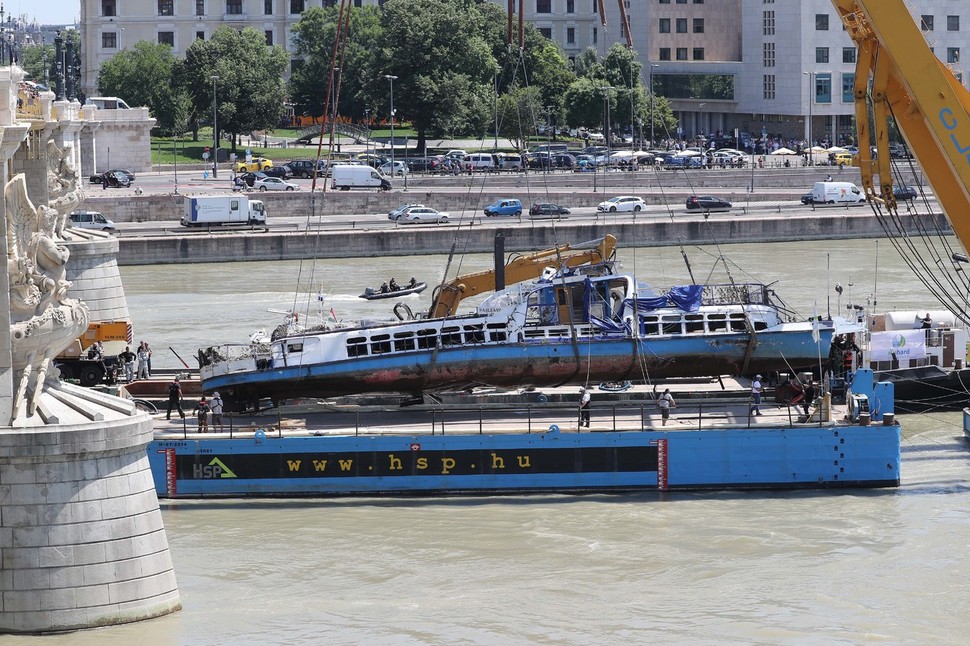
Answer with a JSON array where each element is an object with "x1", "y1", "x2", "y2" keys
[{"x1": 192, "y1": 457, "x2": 237, "y2": 479}]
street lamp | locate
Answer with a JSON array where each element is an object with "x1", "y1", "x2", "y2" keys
[
  {"x1": 649, "y1": 63, "x2": 659, "y2": 147},
  {"x1": 803, "y1": 71, "x2": 814, "y2": 166},
  {"x1": 364, "y1": 108, "x2": 371, "y2": 159},
  {"x1": 385, "y1": 74, "x2": 398, "y2": 177},
  {"x1": 601, "y1": 86, "x2": 614, "y2": 162},
  {"x1": 698, "y1": 103, "x2": 706, "y2": 144},
  {"x1": 493, "y1": 66, "x2": 500, "y2": 151},
  {"x1": 210, "y1": 75, "x2": 219, "y2": 179},
  {"x1": 546, "y1": 105, "x2": 553, "y2": 145},
  {"x1": 332, "y1": 67, "x2": 340, "y2": 119}
]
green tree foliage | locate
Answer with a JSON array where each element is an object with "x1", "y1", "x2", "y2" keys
[
  {"x1": 96, "y1": 41, "x2": 189, "y2": 134},
  {"x1": 20, "y1": 44, "x2": 53, "y2": 87},
  {"x1": 183, "y1": 26, "x2": 288, "y2": 148},
  {"x1": 496, "y1": 86, "x2": 545, "y2": 150},
  {"x1": 289, "y1": 5, "x2": 383, "y2": 120}
]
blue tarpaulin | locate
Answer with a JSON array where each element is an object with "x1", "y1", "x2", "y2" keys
[{"x1": 625, "y1": 285, "x2": 704, "y2": 313}]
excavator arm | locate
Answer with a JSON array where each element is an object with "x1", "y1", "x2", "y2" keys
[
  {"x1": 428, "y1": 234, "x2": 617, "y2": 319},
  {"x1": 833, "y1": 0, "x2": 970, "y2": 245}
]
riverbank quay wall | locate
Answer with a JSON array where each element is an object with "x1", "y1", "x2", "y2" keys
[{"x1": 115, "y1": 211, "x2": 951, "y2": 265}]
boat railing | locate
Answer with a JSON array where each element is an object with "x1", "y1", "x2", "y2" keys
[
  {"x1": 198, "y1": 343, "x2": 272, "y2": 374},
  {"x1": 700, "y1": 283, "x2": 772, "y2": 307},
  {"x1": 158, "y1": 398, "x2": 835, "y2": 440}
]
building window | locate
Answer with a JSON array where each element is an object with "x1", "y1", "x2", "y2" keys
[
  {"x1": 659, "y1": 0, "x2": 669, "y2": 3},
  {"x1": 566, "y1": 27, "x2": 575, "y2": 44},
  {"x1": 842, "y1": 73, "x2": 855, "y2": 102},
  {"x1": 676, "y1": 0, "x2": 686, "y2": 4},
  {"x1": 763, "y1": 10, "x2": 774, "y2": 35},
  {"x1": 265, "y1": 30, "x2": 274, "y2": 45},
  {"x1": 816, "y1": 47, "x2": 829, "y2": 64},
  {"x1": 102, "y1": 32, "x2": 117, "y2": 48},
  {"x1": 692, "y1": 48, "x2": 704, "y2": 61},
  {"x1": 226, "y1": 0, "x2": 242, "y2": 14},
  {"x1": 763, "y1": 74, "x2": 775, "y2": 100},
  {"x1": 762, "y1": 42, "x2": 775, "y2": 68},
  {"x1": 659, "y1": 47, "x2": 671, "y2": 61},
  {"x1": 290, "y1": 0, "x2": 305, "y2": 14},
  {"x1": 676, "y1": 47, "x2": 688, "y2": 61},
  {"x1": 593, "y1": 0, "x2": 597, "y2": 13},
  {"x1": 196, "y1": 0, "x2": 205, "y2": 16},
  {"x1": 567, "y1": 0, "x2": 575, "y2": 13},
  {"x1": 265, "y1": 0, "x2": 273, "y2": 14},
  {"x1": 536, "y1": 0, "x2": 551, "y2": 13},
  {"x1": 676, "y1": 18, "x2": 687, "y2": 34},
  {"x1": 102, "y1": 0, "x2": 116, "y2": 16},
  {"x1": 539, "y1": 27, "x2": 552, "y2": 38},
  {"x1": 659, "y1": 18, "x2": 670, "y2": 34},
  {"x1": 948, "y1": 15, "x2": 959, "y2": 32},
  {"x1": 947, "y1": 48, "x2": 960, "y2": 64},
  {"x1": 158, "y1": 0, "x2": 174, "y2": 16},
  {"x1": 815, "y1": 14, "x2": 828, "y2": 30},
  {"x1": 159, "y1": 31, "x2": 175, "y2": 46},
  {"x1": 593, "y1": 27, "x2": 597, "y2": 44},
  {"x1": 693, "y1": 18, "x2": 704, "y2": 34},
  {"x1": 842, "y1": 47, "x2": 856, "y2": 64},
  {"x1": 815, "y1": 73, "x2": 832, "y2": 103},
  {"x1": 196, "y1": 31, "x2": 205, "y2": 40},
  {"x1": 920, "y1": 15, "x2": 933, "y2": 31}
]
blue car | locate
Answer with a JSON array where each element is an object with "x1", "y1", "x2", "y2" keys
[{"x1": 484, "y1": 199, "x2": 523, "y2": 217}]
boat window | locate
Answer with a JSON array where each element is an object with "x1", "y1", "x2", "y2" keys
[
  {"x1": 729, "y1": 313, "x2": 748, "y2": 332},
  {"x1": 708, "y1": 314, "x2": 727, "y2": 331},
  {"x1": 286, "y1": 342, "x2": 303, "y2": 353},
  {"x1": 393, "y1": 331, "x2": 415, "y2": 352},
  {"x1": 464, "y1": 325, "x2": 486, "y2": 343},
  {"x1": 417, "y1": 329, "x2": 438, "y2": 350},
  {"x1": 685, "y1": 314, "x2": 705, "y2": 333},
  {"x1": 662, "y1": 315, "x2": 682, "y2": 335},
  {"x1": 753, "y1": 321, "x2": 768, "y2": 331},
  {"x1": 440, "y1": 326, "x2": 462, "y2": 346},
  {"x1": 641, "y1": 316, "x2": 661, "y2": 335},
  {"x1": 347, "y1": 337, "x2": 368, "y2": 357},
  {"x1": 487, "y1": 323, "x2": 507, "y2": 342},
  {"x1": 370, "y1": 334, "x2": 391, "y2": 354}
]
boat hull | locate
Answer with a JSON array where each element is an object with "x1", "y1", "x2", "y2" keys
[
  {"x1": 873, "y1": 366, "x2": 970, "y2": 412},
  {"x1": 147, "y1": 422, "x2": 900, "y2": 498},
  {"x1": 204, "y1": 329, "x2": 832, "y2": 404}
]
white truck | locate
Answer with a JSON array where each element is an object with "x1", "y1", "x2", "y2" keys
[
  {"x1": 810, "y1": 181, "x2": 866, "y2": 205},
  {"x1": 180, "y1": 196, "x2": 267, "y2": 227},
  {"x1": 331, "y1": 164, "x2": 392, "y2": 191}
]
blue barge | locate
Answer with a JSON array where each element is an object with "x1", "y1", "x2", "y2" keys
[{"x1": 146, "y1": 371, "x2": 901, "y2": 497}]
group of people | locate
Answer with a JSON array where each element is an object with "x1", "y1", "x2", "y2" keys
[
  {"x1": 165, "y1": 375, "x2": 223, "y2": 432},
  {"x1": 379, "y1": 277, "x2": 418, "y2": 294},
  {"x1": 115, "y1": 341, "x2": 152, "y2": 383}
]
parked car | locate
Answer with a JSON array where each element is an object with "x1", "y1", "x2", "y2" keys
[
  {"x1": 96, "y1": 170, "x2": 131, "y2": 188},
  {"x1": 69, "y1": 210, "x2": 116, "y2": 231},
  {"x1": 379, "y1": 161, "x2": 410, "y2": 176},
  {"x1": 484, "y1": 198, "x2": 523, "y2": 217},
  {"x1": 253, "y1": 176, "x2": 299, "y2": 191},
  {"x1": 406, "y1": 158, "x2": 439, "y2": 173},
  {"x1": 88, "y1": 169, "x2": 135, "y2": 183},
  {"x1": 497, "y1": 154, "x2": 524, "y2": 171},
  {"x1": 596, "y1": 196, "x2": 645, "y2": 213},
  {"x1": 529, "y1": 203, "x2": 570, "y2": 217},
  {"x1": 527, "y1": 152, "x2": 554, "y2": 169},
  {"x1": 833, "y1": 152, "x2": 853, "y2": 167},
  {"x1": 261, "y1": 165, "x2": 293, "y2": 179},
  {"x1": 894, "y1": 185, "x2": 918, "y2": 201},
  {"x1": 288, "y1": 159, "x2": 327, "y2": 178},
  {"x1": 238, "y1": 171, "x2": 268, "y2": 187},
  {"x1": 235, "y1": 157, "x2": 274, "y2": 173},
  {"x1": 397, "y1": 206, "x2": 450, "y2": 224},
  {"x1": 686, "y1": 195, "x2": 732, "y2": 211},
  {"x1": 387, "y1": 204, "x2": 425, "y2": 221}
]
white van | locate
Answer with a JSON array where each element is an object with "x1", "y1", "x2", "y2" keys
[
  {"x1": 497, "y1": 153, "x2": 523, "y2": 171},
  {"x1": 87, "y1": 96, "x2": 131, "y2": 110},
  {"x1": 810, "y1": 181, "x2": 866, "y2": 205},
  {"x1": 464, "y1": 153, "x2": 496, "y2": 171},
  {"x1": 69, "y1": 210, "x2": 116, "y2": 231},
  {"x1": 331, "y1": 164, "x2": 392, "y2": 191}
]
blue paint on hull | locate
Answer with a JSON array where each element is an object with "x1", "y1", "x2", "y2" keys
[{"x1": 148, "y1": 422, "x2": 899, "y2": 498}]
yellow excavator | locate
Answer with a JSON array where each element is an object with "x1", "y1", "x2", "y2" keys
[{"x1": 428, "y1": 234, "x2": 617, "y2": 319}]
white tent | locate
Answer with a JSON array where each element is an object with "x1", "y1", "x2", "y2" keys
[
  {"x1": 826, "y1": 146, "x2": 848, "y2": 153},
  {"x1": 631, "y1": 150, "x2": 655, "y2": 159},
  {"x1": 675, "y1": 149, "x2": 704, "y2": 157},
  {"x1": 809, "y1": 145, "x2": 828, "y2": 153},
  {"x1": 769, "y1": 147, "x2": 798, "y2": 155}
]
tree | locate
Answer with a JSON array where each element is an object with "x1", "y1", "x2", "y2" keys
[
  {"x1": 289, "y1": 6, "x2": 383, "y2": 121},
  {"x1": 496, "y1": 86, "x2": 544, "y2": 150},
  {"x1": 183, "y1": 26, "x2": 288, "y2": 149},
  {"x1": 96, "y1": 41, "x2": 188, "y2": 134}
]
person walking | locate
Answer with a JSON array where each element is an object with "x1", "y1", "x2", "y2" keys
[
  {"x1": 802, "y1": 381, "x2": 818, "y2": 417},
  {"x1": 750, "y1": 374, "x2": 764, "y2": 416},
  {"x1": 195, "y1": 397, "x2": 210, "y2": 433},
  {"x1": 657, "y1": 388, "x2": 677, "y2": 426},
  {"x1": 136, "y1": 343, "x2": 150, "y2": 380},
  {"x1": 210, "y1": 391, "x2": 224, "y2": 431},
  {"x1": 578, "y1": 386, "x2": 591, "y2": 428},
  {"x1": 166, "y1": 375, "x2": 185, "y2": 420}
]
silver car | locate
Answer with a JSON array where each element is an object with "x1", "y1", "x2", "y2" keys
[
  {"x1": 253, "y1": 177, "x2": 299, "y2": 191},
  {"x1": 596, "y1": 196, "x2": 646, "y2": 212},
  {"x1": 397, "y1": 207, "x2": 450, "y2": 224}
]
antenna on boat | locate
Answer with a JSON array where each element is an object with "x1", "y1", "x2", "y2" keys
[{"x1": 679, "y1": 246, "x2": 696, "y2": 284}]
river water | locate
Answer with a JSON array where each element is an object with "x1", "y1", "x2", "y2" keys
[{"x1": 10, "y1": 239, "x2": 970, "y2": 644}]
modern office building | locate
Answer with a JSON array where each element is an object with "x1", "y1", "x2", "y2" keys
[{"x1": 78, "y1": 0, "x2": 966, "y2": 141}]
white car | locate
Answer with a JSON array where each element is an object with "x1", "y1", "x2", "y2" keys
[
  {"x1": 387, "y1": 203, "x2": 426, "y2": 221},
  {"x1": 596, "y1": 196, "x2": 646, "y2": 213},
  {"x1": 253, "y1": 177, "x2": 299, "y2": 191},
  {"x1": 69, "y1": 210, "x2": 116, "y2": 231},
  {"x1": 396, "y1": 207, "x2": 450, "y2": 224},
  {"x1": 379, "y1": 161, "x2": 410, "y2": 176}
]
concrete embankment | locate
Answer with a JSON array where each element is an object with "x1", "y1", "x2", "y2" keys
[{"x1": 115, "y1": 210, "x2": 950, "y2": 266}]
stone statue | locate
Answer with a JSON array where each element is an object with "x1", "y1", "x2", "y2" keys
[
  {"x1": 4, "y1": 173, "x2": 88, "y2": 419},
  {"x1": 46, "y1": 139, "x2": 84, "y2": 237}
]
